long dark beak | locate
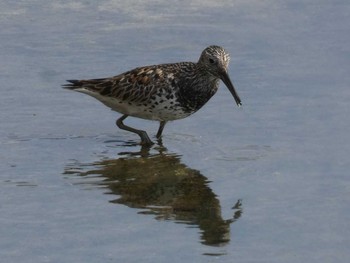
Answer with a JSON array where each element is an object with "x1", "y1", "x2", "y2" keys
[{"x1": 220, "y1": 71, "x2": 242, "y2": 107}]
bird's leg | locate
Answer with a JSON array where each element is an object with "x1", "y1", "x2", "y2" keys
[
  {"x1": 116, "y1": 115, "x2": 153, "y2": 146},
  {"x1": 156, "y1": 121, "x2": 167, "y2": 139}
]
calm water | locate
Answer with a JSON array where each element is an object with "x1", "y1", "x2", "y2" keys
[{"x1": 1, "y1": 1, "x2": 350, "y2": 262}]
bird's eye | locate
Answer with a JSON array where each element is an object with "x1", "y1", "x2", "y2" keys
[{"x1": 208, "y1": 58, "x2": 215, "y2": 64}]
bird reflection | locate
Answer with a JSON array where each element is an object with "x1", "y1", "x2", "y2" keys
[{"x1": 64, "y1": 147, "x2": 242, "y2": 246}]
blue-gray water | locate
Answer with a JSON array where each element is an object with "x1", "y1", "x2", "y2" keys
[{"x1": 1, "y1": 1, "x2": 349, "y2": 262}]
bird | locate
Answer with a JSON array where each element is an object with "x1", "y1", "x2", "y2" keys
[{"x1": 63, "y1": 45, "x2": 242, "y2": 146}]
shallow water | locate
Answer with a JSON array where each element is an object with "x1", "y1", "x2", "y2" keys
[{"x1": 1, "y1": 1, "x2": 350, "y2": 262}]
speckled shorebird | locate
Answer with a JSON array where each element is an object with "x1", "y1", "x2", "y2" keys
[{"x1": 63, "y1": 45, "x2": 241, "y2": 145}]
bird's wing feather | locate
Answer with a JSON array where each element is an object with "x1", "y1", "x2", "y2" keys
[{"x1": 63, "y1": 64, "x2": 190, "y2": 104}]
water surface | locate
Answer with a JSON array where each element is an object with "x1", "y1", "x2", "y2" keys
[{"x1": 1, "y1": 1, "x2": 350, "y2": 262}]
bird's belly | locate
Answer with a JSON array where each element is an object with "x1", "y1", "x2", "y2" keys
[{"x1": 98, "y1": 95, "x2": 191, "y2": 121}]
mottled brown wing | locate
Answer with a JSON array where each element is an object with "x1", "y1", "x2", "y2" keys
[{"x1": 64, "y1": 64, "x2": 181, "y2": 104}]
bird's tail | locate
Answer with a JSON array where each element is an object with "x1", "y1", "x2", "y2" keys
[
  {"x1": 62, "y1": 80, "x2": 83, "y2": 90},
  {"x1": 62, "y1": 78, "x2": 109, "y2": 90}
]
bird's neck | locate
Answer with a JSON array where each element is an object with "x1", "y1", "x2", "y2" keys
[{"x1": 177, "y1": 69, "x2": 220, "y2": 113}]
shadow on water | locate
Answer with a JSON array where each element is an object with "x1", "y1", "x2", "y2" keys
[{"x1": 63, "y1": 142, "x2": 242, "y2": 247}]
